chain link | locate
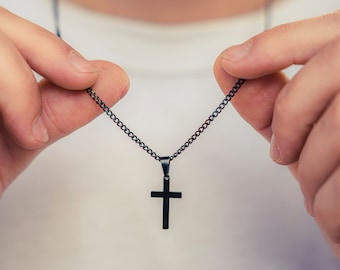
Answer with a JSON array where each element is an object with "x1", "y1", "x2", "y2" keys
[
  {"x1": 87, "y1": 78, "x2": 245, "y2": 162},
  {"x1": 169, "y1": 79, "x2": 245, "y2": 160}
]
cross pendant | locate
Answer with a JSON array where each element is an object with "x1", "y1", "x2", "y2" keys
[{"x1": 151, "y1": 157, "x2": 182, "y2": 229}]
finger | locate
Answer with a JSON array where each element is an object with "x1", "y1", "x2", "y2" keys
[
  {"x1": 1, "y1": 60, "x2": 128, "y2": 193},
  {"x1": 269, "y1": 35, "x2": 340, "y2": 165},
  {"x1": 213, "y1": 57, "x2": 287, "y2": 141},
  {"x1": 39, "y1": 60, "x2": 129, "y2": 143},
  {"x1": 0, "y1": 29, "x2": 44, "y2": 149},
  {"x1": 297, "y1": 93, "x2": 340, "y2": 215},
  {"x1": 313, "y1": 165, "x2": 340, "y2": 245},
  {"x1": 0, "y1": 7, "x2": 98, "y2": 90},
  {"x1": 220, "y1": 11, "x2": 340, "y2": 78}
]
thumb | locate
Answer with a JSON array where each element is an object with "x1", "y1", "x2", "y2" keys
[
  {"x1": 0, "y1": 60, "x2": 128, "y2": 193},
  {"x1": 214, "y1": 56, "x2": 287, "y2": 141},
  {"x1": 39, "y1": 60, "x2": 129, "y2": 143}
]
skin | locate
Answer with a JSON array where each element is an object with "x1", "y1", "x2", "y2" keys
[
  {"x1": 0, "y1": 0, "x2": 339, "y2": 258},
  {"x1": 0, "y1": 7, "x2": 129, "y2": 193},
  {"x1": 0, "y1": 0, "x2": 267, "y2": 192},
  {"x1": 214, "y1": 10, "x2": 340, "y2": 257}
]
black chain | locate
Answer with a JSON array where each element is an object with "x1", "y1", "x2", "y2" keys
[
  {"x1": 52, "y1": 0, "x2": 247, "y2": 163},
  {"x1": 87, "y1": 78, "x2": 245, "y2": 162}
]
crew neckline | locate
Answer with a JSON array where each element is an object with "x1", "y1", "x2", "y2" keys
[{"x1": 58, "y1": 0, "x2": 266, "y2": 77}]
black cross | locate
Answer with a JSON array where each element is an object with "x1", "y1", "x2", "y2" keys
[{"x1": 151, "y1": 157, "x2": 182, "y2": 229}]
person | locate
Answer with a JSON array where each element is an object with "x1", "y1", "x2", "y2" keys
[{"x1": 0, "y1": 0, "x2": 339, "y2": 269}]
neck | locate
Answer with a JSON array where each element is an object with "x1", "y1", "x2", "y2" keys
[{"x1": 66, "y1": 0, "x2": 270, "y2": 23}]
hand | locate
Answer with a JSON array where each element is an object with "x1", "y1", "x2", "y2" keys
[
  {"x1": 214, "y1": 11, "x2": 340, "y2": 257},
  {"x1": 0, "y1": 7, "x2": 129, "y2": 195}
]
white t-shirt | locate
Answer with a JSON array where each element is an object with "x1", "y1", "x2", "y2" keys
[{"x1": 0, "y1": 0, "x2": 339, "y2": 269}]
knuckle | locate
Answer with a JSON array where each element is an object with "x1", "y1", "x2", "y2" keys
[
  {"x1": 326, "y1": 93, "x2": 340, "y2": 135},
  {"x1": 272, "y1": 90, "x2": 303, "y2": 164},
  {"x1": 273, "y1": 89, "x2": 291, "y2": 123},
  {"x1": 273, "y1": 88, "x2": 297, "y2": 136},
  {"x1": 319, "y1": 36, "x2": 340, "y2": 73}
]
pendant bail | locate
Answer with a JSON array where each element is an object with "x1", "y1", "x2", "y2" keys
[{"x1": 160, "y1": 156, "x2": 170, "y2": 178}]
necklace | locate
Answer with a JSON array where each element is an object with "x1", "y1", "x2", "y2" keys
[
  {"x1": 86, "y1": 82, "x2": 244, "y2": 229},
  {"x1": 52, "y1": 0, "x2": 248, "y2": 229}
]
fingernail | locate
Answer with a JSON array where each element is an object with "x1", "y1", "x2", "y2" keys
[
  {"x1": 221, "y1": 39, "x2": 253, "y2": 62},
  {"x1": 270, "y1": 134, "x2": 281, "y2": 162},
  {"x1": 32, "y1": 115, "x2": 49, "y2": 143},
  {"x1": 69, "y1": 51, "x2": 98, "y2": 73}
]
